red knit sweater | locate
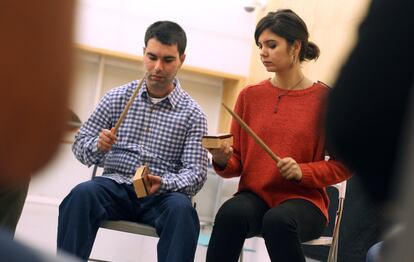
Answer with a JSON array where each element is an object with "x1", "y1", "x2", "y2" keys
[{"x1": 214, "y1": 79, "x2": 351, "y2": 220}]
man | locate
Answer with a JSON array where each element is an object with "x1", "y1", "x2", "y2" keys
[{"x1": 57, "y1": 21, "x2": 208, "y2": 262}]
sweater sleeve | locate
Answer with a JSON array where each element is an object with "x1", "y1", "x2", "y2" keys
[
  {"x1": 213, "y1": 156, "x2": 242, "y2": 178},
  {"x1": 213, "y1": 88, "x2": 248, "y2": 178},
  {"x1": 298, "y1": 159, "x2": 352, "y2": 188}
]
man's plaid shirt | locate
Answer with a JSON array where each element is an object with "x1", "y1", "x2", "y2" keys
[{"x1": 72, "y1": 78, "x2": 208, "y2": 196}]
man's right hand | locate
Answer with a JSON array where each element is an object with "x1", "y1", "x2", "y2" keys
[{"x1": 97, "y1": 128, "x2": 117, "y2": 153}]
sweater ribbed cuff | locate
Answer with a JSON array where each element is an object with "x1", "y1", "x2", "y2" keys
[{"x1": 298, "y1": 164, "x2": 312, "y2": 186}]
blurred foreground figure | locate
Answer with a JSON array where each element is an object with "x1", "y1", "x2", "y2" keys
[
  {"x1": 0, "y1": 0, "x2": 74, "y2": 183},
  {"x1": 326, "y1": 0, "x2": 414, "y2": 261},
  {"x1": 0, "y1": 0, "x2": 79, "y2": 261}
]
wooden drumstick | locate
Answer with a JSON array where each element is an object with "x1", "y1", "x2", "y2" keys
[
  {"x1": 222, "y1": 103, "x2": 281, "y2": 163},
  {"x1": 113, "y1": 72, "x2": 148, "y2": 134}
]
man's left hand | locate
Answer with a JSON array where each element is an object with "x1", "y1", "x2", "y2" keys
[{"x1": 147, "y1": 174, "x2": 162, "y2": 195}]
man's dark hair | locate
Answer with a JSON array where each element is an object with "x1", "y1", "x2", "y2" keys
[{"x1": 144, "y1": 21, "x2": 187, "y2": 55}]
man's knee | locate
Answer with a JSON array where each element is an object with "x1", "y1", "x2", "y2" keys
[
  {"x1": 164, "y1": 193, "x2": 197, "y2": 220},
  {"x1": 59, "y1": 181, "x2": 96, "y2": 211},
  {"x1": 157, "y1": 193, "x2": 199, "y2": 234}
]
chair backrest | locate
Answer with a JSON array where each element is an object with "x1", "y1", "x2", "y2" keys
[
  {"x1": 91, "y1": 165, "x2": 100, "y2": 178},
  {"x1": 332, "y1": 180, "x2": 347, "y2": 200}
]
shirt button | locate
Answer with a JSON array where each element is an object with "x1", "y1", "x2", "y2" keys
[{"x1": 145, "y1": 127, "x2": 150, "y2": 132}]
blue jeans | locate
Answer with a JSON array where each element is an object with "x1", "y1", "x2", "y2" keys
[
  {"x1": 366, "y1": 241, "x2": 383, "y2": 262},
  {"x1": 57, "y1": 177, "x2": 199, "y2": 262}
]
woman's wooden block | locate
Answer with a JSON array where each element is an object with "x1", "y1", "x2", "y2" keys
[{"x1": 202, "y1": 134, "x2": 233, "y2": 149}]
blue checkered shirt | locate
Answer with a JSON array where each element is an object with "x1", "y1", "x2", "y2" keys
[{"x1": 72, "y1": 78, "x2": 208, "y2": 196}]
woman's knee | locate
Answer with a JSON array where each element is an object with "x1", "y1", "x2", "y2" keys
[
  {"x1": 214, "y1": 197, "x2": 251, "y2": 227},
  {"x1": 262, "y1": 208, "x2": 295, "y2": 236}
]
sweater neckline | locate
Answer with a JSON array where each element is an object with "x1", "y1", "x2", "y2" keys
[{"x1": 266, "y1": 78, "x2": 319, "y2": 96}]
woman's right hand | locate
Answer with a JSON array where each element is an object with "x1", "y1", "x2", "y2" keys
[
  {"x1": 208, "y1": 142, "x2": 233, "y2": 169},
  {"x1": 97, "y1": 127, "x2": 117, "y2": 153}
]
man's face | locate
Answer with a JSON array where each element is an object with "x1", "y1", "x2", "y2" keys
[{"x1": 143, "y1": 38, "x2": 185, "y2": 92}]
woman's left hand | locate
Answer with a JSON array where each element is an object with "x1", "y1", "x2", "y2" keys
[{"x1": 277, "y1": 157, "x2": 302, "y2": 181}]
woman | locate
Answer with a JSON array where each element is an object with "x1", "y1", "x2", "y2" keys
[{"x1": 206, "y1": 9, "x2": 351, "y2": 262}]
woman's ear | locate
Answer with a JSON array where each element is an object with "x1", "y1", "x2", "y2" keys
[{"x1": 293, "y1": 40, "x2": 302, "y2": 56}]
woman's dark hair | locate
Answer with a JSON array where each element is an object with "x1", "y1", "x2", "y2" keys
[
  {"x1": 144, "y1": 21, "x2": 187, "y2": 55},
  {"x1": 254, "y1": 9, "x2": 319, "y2": 61}
]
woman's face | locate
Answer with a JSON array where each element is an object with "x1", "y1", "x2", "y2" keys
[{"x1": 257, "y1": 29, "x2": 295, "y2": 73}]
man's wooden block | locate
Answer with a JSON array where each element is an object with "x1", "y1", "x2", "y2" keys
[
  {"x1": 133, "y1": 165, "x2": 151, "y2": 198},
  {"x1": 202, "y1": 133, "x2": 233, "y2": 149}
]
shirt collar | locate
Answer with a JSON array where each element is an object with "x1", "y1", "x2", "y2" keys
[{"x1": 138, "y1": 78, "x2": 184, "y2": 108}]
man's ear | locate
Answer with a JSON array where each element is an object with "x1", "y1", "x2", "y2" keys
[
  {"x1": 180, "y1": 53, "x2": 186, "y2": 64},
  {"x1": 143, "y1": 47, "x2": 146, "y2": 55}
]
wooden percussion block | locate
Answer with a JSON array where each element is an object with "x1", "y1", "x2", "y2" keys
[
  {"x1": 133, "y1": 165, "x2": 151, "y2": 198},
  {"x1": 202, "y1": 133, "x2": 233, "y2": 149}
]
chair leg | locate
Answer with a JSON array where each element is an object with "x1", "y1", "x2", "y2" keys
[
  {"x1": 327, "y1": 236, "x2": 338, "y2": 262},
  {"x1": 333, "y1": 244, "x2": 338, "y2": 262},
  {"x1": 327, "y1": 198, "x2": 344, "y2": 262},
  {"x1": 333, "y1": 241, "x2": 338, "y2": 262}
]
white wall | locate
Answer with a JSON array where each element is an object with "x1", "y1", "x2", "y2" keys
[
  {"x1": 70, "y1": 52, "x2": 225, "y2": 134},
  {"x1": 75, "y1": 0, "x2": 258, "y2": 76}
]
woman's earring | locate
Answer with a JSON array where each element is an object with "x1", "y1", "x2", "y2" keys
[{"x1": 291, "y1": 55, "x2": 297, "y2": 66}]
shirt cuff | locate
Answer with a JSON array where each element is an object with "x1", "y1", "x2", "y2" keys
[
  {"x1": 157, "y1": 177, "x2": 169, "y2": 194},
  {"x1": 91, "y1": 137, "x2": 101, "y2": 154}
]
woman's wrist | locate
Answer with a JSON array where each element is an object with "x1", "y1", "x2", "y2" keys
[{"x1": 213, "y1": 158, "x2": 228, "y2": 170}]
